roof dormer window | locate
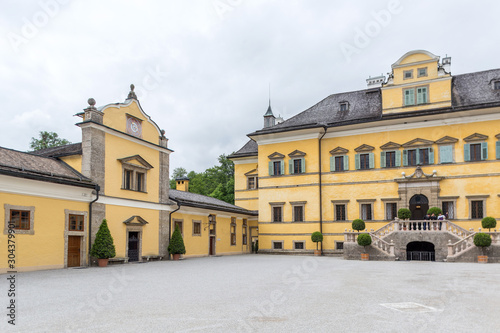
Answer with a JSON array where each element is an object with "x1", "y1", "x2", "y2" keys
[
  {"x1": 339, "y1": 102, "x2": 349, "y2": 111},
  {"x1": 494, "y1": 81, "x2": 500, "y2": 90}
]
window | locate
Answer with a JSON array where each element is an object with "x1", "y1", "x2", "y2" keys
[
  {"x1": 381, "y1": 151, "x2": 401, "y2": 168},
  {"x1": 416, "y1": 87, "x2": 428, "y2": 104},
  {"x1": 494, "y1": 81, "x2": 500, "y2": 90},
  {"x1": 289, "y1": 158, "x2": 305, "y2": 174},
  {"x1": 403, "y1": 148, "x2": 434, "y2": 166},
  {"x1": 361, "y1": 204, "x2": 372, "y2": 221},
  {"x1": 247, "y1": 176, "x2": 258, "y2": 189},
  {"x1": 193, "y1": 221, "x2": 201, "y2": 236},
  {"x1": 119, "y1": 155, "x2": 152, "y2": 192},
  {"x1": 10, "y1": 210, "x2": 30, "y2": 230},
  {"x1": 335, "y1": 204, "x2": 346, "y2": 221},
  {"x1": 418, "y1": 67, "x2": 427, "y2": 77},
  {"x1": 465, "y1": 143, "x2": 487, "y2": 162},
  {"x1": 441, "y1": 202, "x2": 454, "y2": 219},
  {"x1": 497, "y1": 140, "x2": 500, "y2": 159},
  {"x1": 269, "y1": 160, "x2": 284, "y2": 176},
  {"x1": 272, "y1": 206, "x2": 283, "y2": 222},
  {"x1": 471, "y1": 201, "x2": 484, "y2": 219},
  {"x1": 359, "y1": 153, "x2": 370, "y2": 170},
  {"x1": 335, "y1": 241, "x2": 344, "y2": 250},
  {"x1": 242, "y1": 219, "x2": 247, "y2": 245},
  {"x1": 294, "y1": 241, "x2": 305, "y2": 250},
  {"x1": 273, "y1": 241, "x2": 283, "y2": 250},
  {"x1": 404, "y1": 86, "x2": 428, "y2": 105},
  {"x1": 439, "y1": 145, "x2": 454, "y2": 164},
  {"x1": 404, "y1": 70, "x2": 413, "y2": 79},
  {"x1": 293, "y1": 205, "x2": 304, "y2": 222},
  {"x1": 339, "y1": 102, "x2": 349, "y2": 111},
  {"x1": 125, "y1": 170, "x2": 133, "y2": 189},
  {"x1": 69, "y1": 214, "x2": 84, "y2": 231},
  {"x1": 230, "y1": 218, "x2": 236, "y2": 246},
  {"x1": 330, "y1": 155, "x2": 349, "y2": 172},
  {"x1": 136, "y1": 172, "x2": 145, "y2": 191},
  {"x1": 174, "y1": 220, "x2": 183, "y2": 236},
  {"x1": 385, "y1": 203, "x2": 397, "y2": 220}
]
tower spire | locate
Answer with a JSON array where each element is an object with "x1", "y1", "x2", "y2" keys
[{"x1": 263, "y1": 83, "x2": 276, "y2": 128}]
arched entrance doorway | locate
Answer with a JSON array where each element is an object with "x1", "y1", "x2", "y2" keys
[
  {"x1": 409, "y1": 194, "x2": 429, "y2": 220},
  {"x1": 406, "y1": 241, "x2": 435, "y2": 261}
]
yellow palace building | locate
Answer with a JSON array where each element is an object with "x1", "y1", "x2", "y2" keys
[
  {"x1": 230, "y1": 50, "x2": 500, "y2": 262},
  {"x1": 1, "y1": 85, "x2": 256, "y2": 273}
]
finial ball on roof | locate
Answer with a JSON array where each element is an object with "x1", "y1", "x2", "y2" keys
[
  {"x1": 88, "y1": 98, "x2": 96, "y2": 106},
  {"x1": 161, "y1": 129, "x2": 165, "y2": 135},
  {"x1": 130, "y1": 84, "x2": 135, "y2": 91}
]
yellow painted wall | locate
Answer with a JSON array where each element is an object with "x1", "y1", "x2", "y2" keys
[
  {"x1": 233, "y1": 162, "x2": 259, "y2": 211},
  {"x1": 0, "y1": 192, "x2": 88, "y2": 273},
  {"x1": 60, "y1": 155, "x2": 82, "y2": 173}
]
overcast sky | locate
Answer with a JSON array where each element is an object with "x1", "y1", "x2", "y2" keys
[{"x1": 1, "y1": 0, "x2": 499, "y2": 175}]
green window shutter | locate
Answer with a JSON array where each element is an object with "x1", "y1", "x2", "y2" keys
[
  {"x1": 280, "y1": 161, "x2": 285, "y2": 175},
  {"x1": 416, "y1": 87, "x2": 428, "y2": 104},
  {"x1": 369, "y1": 153, "x2": 375, "y2": 169},
  {"x1": 301, "y1": 157, "x2": 305, "y2": 173},
  {"x1": 481, "y1": 142, "x2": 488, "y2": 160},
  {"x1": 355, "y1": 154, "x2": 360, "y2": 170},
  {"x1": 440, "y1": 145, "x2": 452, "y2": 163},
  {"x1": 269, "y1": 161, "x2": 274, "y2": 176},
  {"x1": 402, "y1": 149, "x2": 408, "y2": 166},
  {"x1": 343, "y1": 155, "x2": 349, "y2": 171},
  {"x1": 416, "y1": 148, "x2": 421, "y2": 165},
  {"x1": 289, "y1": 159, "x2": 293, "y2": 174},
  {"x1": 404, "y1": 89, "x2": 415, "y2": 105},
  {"x1": 330, "y1": 156, "x2": 335, "y2": 172},
  {"x1": 429, "y1": 147, "x2": 434, "y2": 164},
  {"x1": 395, "y1": 150, "x2": 401, "y2": 167},
  {"x1": 464, "y1": 144, "x2": 470, "y2": 162},
  {"x1": 496, "y1": 141, "x2": 500, "y2": 159},
  {"x1": 380, "y1": 151, "x2": 386, "y2": 168}
]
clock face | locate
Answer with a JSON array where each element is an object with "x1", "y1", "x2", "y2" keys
[{"x1": 127, "y1": 117, "x2": 142, "y2": 137}]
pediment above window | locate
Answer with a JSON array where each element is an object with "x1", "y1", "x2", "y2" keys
[
  {"x1": 288, "y1": 150, "x2": 306, "y2": 158},
  {"x1": 464, "y1": 133, "x2": 488, "y2": 142},
  {"x1": 330, "y1": 146, "x2": 349, "y2": 155},
  {"x1": 268, "y1": 152, "x2": 285, "y2": 160},
  {"x1": 118, "y1": 155, "x2": 154, "y2": 169},
  {"x1": 496, "y1": 133, "x2": 500, "y2": 139},
  {"x1": 380, "y1": 141, "x2": 401, "y2": 150},
  {"x1": 354, "y1": 144, "x2": 375, "y2": 152},
  {"x1": 123, "y1": 215, "x2": 149, "y2": 226},
  {"x1": 435, "y1": 136, "x2": 458, "y2": 144},
  {"x1": 244, "y1": 168, "x2": 258, "y2": 176},
  {"x1": 402, "y1": 138, "x2": 434, "y2": 148}
]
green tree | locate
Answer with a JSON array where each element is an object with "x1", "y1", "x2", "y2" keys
[
  {"x1": 311, "y1": 231, "x2": 323, "y2": 250},
  {"x1": 352, "y1": 219, "x2": 365, "y2": 232},
  {"x1": 481, "y1": 217, "x2": 497, "y2": 232},
  {"x1": 357, "y1": 233, "x2": 372, "y2": 253},
  {"x1": 168, "y1": 225, "x2": 186, "y2": 255},
  {"x1": 170, "y1": 167, "x2": 188, "y2": 189},
  {"x1": 90, "y1": 219, "x2": 116, "y2": 259},
  {"x1": 29, "y1": 131, "x2": 71, "y2": 151}
]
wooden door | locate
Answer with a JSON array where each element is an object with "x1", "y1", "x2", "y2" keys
[
  {"x1": 209, "y1": 236, "x2": 215, "y2": 255},
  {"x1": 67, "y1": 236, "x2": 81, "y2": 267}
]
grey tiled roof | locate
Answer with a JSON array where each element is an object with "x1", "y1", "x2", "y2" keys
[
  {"x1": 32, "y1": 143, "x2": 82, "y2": 157},
  {"x1": 246, "y1": 69, "x2": 500, "y2": 137},
  {"x1": 0, "y1": 147, "x2": 93, "y2": 187},
  {"x1": 228, "y1": 140, "x2": 258, "y2": 158},
  {"x1": 169, "y1": 189, "x2": 257, "y2": 216}
]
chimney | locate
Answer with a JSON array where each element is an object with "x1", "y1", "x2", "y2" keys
[
  {"x1": 366, "y1": 75, "x2": 385, "y2": 88},
  {"x1": 176, "y1": 177, "x2": 189, "y2": 192}
]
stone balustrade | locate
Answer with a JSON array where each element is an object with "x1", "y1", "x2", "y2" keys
[
  {"x1": 344, "y1": 231, "x2": 394, "y2": 256},
  {"x1": 448, "y1": 231, "x2": 500, "y2": 257}
]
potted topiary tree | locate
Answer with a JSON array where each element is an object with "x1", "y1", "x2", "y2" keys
[
  {"x1": 481, "y1": 217, "x2": 497, "y2": 232},
  {"x1": 352, "y1": 219, "x2": 365, "y2": 232},
  {"x1": 427, "y1": 206, "x2": 442, "y2": 216},
  {"x1": 168, "y1": 225, "x2": 186, "y2": 260},
  {"x1": 357, "y1": 233, "x2": 372, "y2": 261},
  {"x1": 311, "y1": 231, "x2": 323, "y2": 256},
  {"x1": 90, "y1": 219, "x2": 116, "y2": 267},
  {"x1": 398, "y1": 208, "x2": 411, "y2": 220},
  {"x1": 473, "y1": 232, "x2": 492, "y2": 263}
]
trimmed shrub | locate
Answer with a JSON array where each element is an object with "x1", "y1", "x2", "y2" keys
[
  {"x1": 90, "y1": 219, "x2": 116, "y2": 259},
  {"x1": 311, "y1": 231, "x2": 323, "y2": 250},
  {"x1": 357, "y1": 233, "x2": 372, "y2": 253},
  {"x1": 427, "y1": 207, "x2": 442, "y2": 216},
  {"x1": 474, "y1": 233, "x2": 492, "y2": 248},
  {"x1": 398, "y1": 208, "x2": 411, "y2": 220},
  {"x1": 168, "y1": 225, "x2": 186, "y2": 255},
  {"x1": 352, "y1": 219, "x2": 365, "y2": 232},
  {"x1": 481, "y1": 217, "x2": 497, "y2": 231}
]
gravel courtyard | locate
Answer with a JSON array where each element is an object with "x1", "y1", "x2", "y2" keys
[{"x1": 2, "y1": 255, "x2": 500, "y2": 332}]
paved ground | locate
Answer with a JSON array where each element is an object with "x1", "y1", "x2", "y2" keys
[{"x1": 2, "y1": 255, "x2": 500, "y2": 332}]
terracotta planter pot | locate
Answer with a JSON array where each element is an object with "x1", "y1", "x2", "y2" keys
[
  {"x1": 478, "y1": 255, "x2": 488, "y2": 263},
  {"x1": 172, "y1": 254, "x2": 181, "y2": 261},
  {"x1": 361, "y1": 253, "x2": 369, "y2": 261},
  {"x1": 98, "y1": 258, "x2": 109, "y2": 267},
  {"x1": 314, "y1": 250, "x2": 321, "y2": 256}
]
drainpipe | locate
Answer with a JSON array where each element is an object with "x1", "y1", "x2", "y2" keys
[
  {"x1": 318, "y1": 126, "x2": 328, "y2": 255},
  {"x1": 88, "y1": 184, "x2": 100, "y2": 264},
  {"x1": 168, "y1": 197, "x2": 181, "y2": 259}
]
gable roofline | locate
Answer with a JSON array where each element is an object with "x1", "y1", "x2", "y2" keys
[{"x1": 392, "y1": 50, "x2": 440, "y2": 68}]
